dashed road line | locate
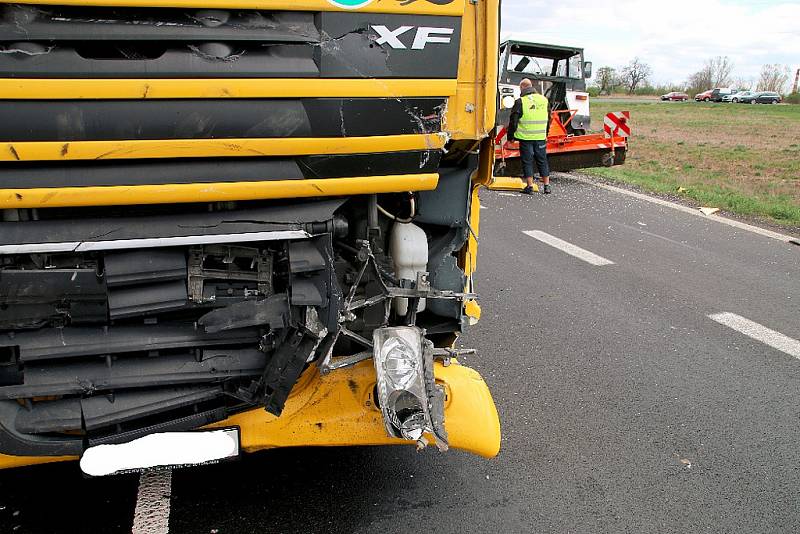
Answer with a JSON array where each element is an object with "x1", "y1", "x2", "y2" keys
[
  {"x1": 567, "y1": 174, "x2": 795, "y2": 244},
  {"x1": 709, "y1": 312, "x2": 800, "y2": 360},
  {"x1": 132, "y1": 469, "x2": 172, "y2": 534},
  {"x1": 522, "y1": 230, "x2": 615, "y2": 266}
]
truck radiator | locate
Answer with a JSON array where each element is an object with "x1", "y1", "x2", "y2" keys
[{"x1": 0, "y1": 200, "x2": 346, "y2": 455}]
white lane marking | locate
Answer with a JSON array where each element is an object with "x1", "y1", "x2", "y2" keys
[
  {"x1": 522, "y1": 230, "x2": 615, "y2": 266},
  {"x1": 497, "y1": 192, "x2": 517, "y2": 197},
  {"x1": 567, "y1": 174, "x2": 795, "y2": 243},
  {"x1": 709, "y1": 312, "x2": 800, "y2": 360},
  {"x1": 132, "y1": 469, "x2": 172, "y2": 534}
]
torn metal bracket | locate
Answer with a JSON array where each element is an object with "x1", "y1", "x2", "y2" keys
[
  {"x1": 319, "y1": 350, "x2": 372, "y2": 375},
  {"x1": 339, "y1": 327, "x2": 373, "y2": 349},
  {"x1": 422, "y1": 340, "x2": 449, "y2": 452},
  {"x1": 319, "y1": 347, "x2": 476, "y2": 375},
  {"x1": 432, "y1": 347, "x2": 476, "y2": 367},
  {"x1": 343, "y1": 242, "x2": 372, "y2": 309},
  {"x1": 432, "y1": 347, "x2": 476, "y2": 357},
  {"x1": 345, "y1": 292, "x2": 387, "y2": 313},
  {"x1": 385, "y1": 286, "x2": 476, "y2": 301}
]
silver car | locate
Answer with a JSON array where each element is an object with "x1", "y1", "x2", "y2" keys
[
  {"x1": 721, "y1": 89, "x2": 742, "y2": 102},
  {"x1": 730, "y1": 91, "x2": 756, "y2": 103}
]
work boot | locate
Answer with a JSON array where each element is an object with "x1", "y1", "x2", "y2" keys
[
  {"x1": 543, "y1": 184, "x2": 552, "y2": 195},
  {"x1": 522, "y1": 185, "x2": 535, "y2": 195}
]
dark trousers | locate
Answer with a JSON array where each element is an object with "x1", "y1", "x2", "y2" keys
[{"x1": 519, "y1": 139, "x2": 550, "y2": 178}]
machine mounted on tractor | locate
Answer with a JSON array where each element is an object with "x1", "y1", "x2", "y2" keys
[{"x1": 492, "y1": 40, "x2": 630, "y2": 190}]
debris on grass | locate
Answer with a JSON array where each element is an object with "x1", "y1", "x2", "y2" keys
[{"x1": 588, "y1": 101, "x2": 800, "y2": 228}]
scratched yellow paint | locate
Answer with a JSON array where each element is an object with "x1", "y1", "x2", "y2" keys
[
  {"x1": 0, "y1": 173, "x2": 440, "y2": 208},
  {"x1": 0, "y1": 134, "x2": 447, "y2": 162},
  {"x1": 444, "y1": 0, "x2": 499, "y2": 140},
  {"x1": 0, "y1": 359, "x2": 500, "y2": 470},
  {"x1": 212, "y1": 360, "x2": 500, "y2": 458},
  {"x1": 0, "y1": 79, "x2": 458, "y2": 100}
]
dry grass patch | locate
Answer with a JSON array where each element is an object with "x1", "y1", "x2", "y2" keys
[{"x1": 584, "y1": 101, "x2": 800, "y2": 227}]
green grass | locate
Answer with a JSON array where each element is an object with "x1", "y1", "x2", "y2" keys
[
  {"x1": 590, "y1": 166, "x2": 800, "y2": 225},
  {"x1": 584, "y1": 101, "x2": 800, "y2": 228}
]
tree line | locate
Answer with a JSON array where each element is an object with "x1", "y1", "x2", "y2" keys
[{"x1": 591, "y1": 57, "x2": 797, "y2": 98}]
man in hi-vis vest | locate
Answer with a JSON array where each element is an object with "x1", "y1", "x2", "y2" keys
[{"x1": 508, "y1": 78, "x2": 551, "y2": 194}]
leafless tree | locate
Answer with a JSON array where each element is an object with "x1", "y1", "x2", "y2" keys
[
  {"x1": 619, "y1": 58, "x2": 651, "y2": 95},
  {"x1": 686, "y1": 70, "x2": 711, "y2": 96},
  {"x1": 594, "y1": 66, "x2": 617, "y2": 95},
  {"x1": 686, "y1": 56, "x2": 734, "y2": 95},
  {"x1": 708, "y1": 56, "x2": 734, "y2": 87},
  {"x1": 733, "y1": 76, "x2": 755, "y2": 91},
  {"x1": 757, "y1": 64, "x2": 790, "y2": 93}
]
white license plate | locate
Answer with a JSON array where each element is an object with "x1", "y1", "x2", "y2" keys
[{"x1": 80, "y1": 428, "x2": 240, "y2": 477}]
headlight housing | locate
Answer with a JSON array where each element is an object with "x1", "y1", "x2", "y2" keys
[{"x1": 373, "y1": 326, "x2": 448, "y2": 450}]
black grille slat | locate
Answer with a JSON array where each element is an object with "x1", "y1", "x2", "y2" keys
[
  {"x1": 86, "y1": 406, "x2": 228, "y2": 447},
  {"x1": 0, "y1": 5, "x2": 320, "y2": 43},
  {"x1": 0, "y1": 98, "x2": 445, "y2": 142},
  {"x1": 13, "y1": 386, "x2": 225, "y2": 433},
  {"x1": 2, "y1": 324, "x2": 263, "y2": 362},
  {"x1": 0, "y1": 349, "x2": 267, "y2": 399},
  {"x1": 0, "y1": 44, "x2": 319, "y2": 78}
]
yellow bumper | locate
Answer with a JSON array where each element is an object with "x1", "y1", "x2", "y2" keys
[
  {"x1": 487, "y1": 176, "x2": 528, "y2": 191},
  {"x1": 206, "y1": 359, "x2": 501, "y2": 458},
  {"x1": 0, "y1": 360, "x2": 500, "y2": 470}
]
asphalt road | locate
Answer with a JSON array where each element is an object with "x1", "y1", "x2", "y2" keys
[{"x1": 1, "y1": 175, "x2": 798, "y2": 534}]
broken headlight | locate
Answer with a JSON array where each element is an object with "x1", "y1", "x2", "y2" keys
[{"x1": 373, "y1": 326, "x2": 448, "y2": 451}]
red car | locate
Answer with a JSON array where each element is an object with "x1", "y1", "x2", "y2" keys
[
  {"x1": 661, "y1": 91, "x2": 689, "y2": 101},
  {"x1": 695, "y1": 90, "x2": 713, "y2": 102}
]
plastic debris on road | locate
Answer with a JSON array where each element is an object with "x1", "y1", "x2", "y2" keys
[{"x1": 699, "y1": 207, "x2": 720, "y2": 216}]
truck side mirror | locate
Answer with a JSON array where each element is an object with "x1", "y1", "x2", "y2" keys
[{"x1": 583, "y1": 61, "x2": 593, "y2": 79}]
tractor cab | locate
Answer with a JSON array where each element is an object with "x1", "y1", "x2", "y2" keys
[
  {"x1": 492, "y1": 40, "x2": 629, "y2": 184},
  {"x1": 498, "y1": 41, "x2": 593, "y2": 135}
]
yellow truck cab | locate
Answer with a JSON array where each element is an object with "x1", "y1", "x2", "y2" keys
[{"x1": 0, "y1": 0, "x2": 500, "y2": 473}]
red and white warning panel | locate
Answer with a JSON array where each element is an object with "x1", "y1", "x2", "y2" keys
[{"x1": 603, "y1": 111, "x2": 631, "y2": 138}]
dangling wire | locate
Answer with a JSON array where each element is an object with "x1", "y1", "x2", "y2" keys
[{"x1": 377, "y1": 195, "x2": 416, "y2": 224}]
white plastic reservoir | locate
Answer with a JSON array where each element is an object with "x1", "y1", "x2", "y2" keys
[{"x1": 389, "y1": 222, "x2": 428, "y2": 316}]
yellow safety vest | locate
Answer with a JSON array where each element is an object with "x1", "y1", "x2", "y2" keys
[{"x1": 515, "y1": 93, "x2": 549, "y2": 141}]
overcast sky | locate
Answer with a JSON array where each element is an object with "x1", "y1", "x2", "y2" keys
[{"x1": 500, "y1": 0, "x2": 800, "y2": 88}]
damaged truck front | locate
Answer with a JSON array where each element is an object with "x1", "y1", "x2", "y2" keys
[{"x1": 0, "y1": 0, "x2": 501, "y2": 471}]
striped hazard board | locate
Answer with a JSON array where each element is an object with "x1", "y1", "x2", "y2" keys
[{"x1": 603, "y1": 111, "x2": 631, "y2": 138}]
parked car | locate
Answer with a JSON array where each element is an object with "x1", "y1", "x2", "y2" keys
[
  {"x1": 710, "y1": 88, "x2": 735, "y2": 102},
  {"x1": 695, "y1": 89, "x2": 713, "y2": 102},
  {"x1": 753, "y1": 91, "x2": 782, "y2": 104},
  {"x1": 721, "y1": 90, "x2": 743, "y2": 102},
  {"x1": 660, "y1": 91, "x2": 689, "y2": 101},
  {"x1": 731, "y1": 90, "x2": 756, "y2": 103}
]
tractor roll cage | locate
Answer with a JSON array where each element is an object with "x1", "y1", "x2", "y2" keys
[{"x1": 499, "y1": 40, "x2": 585, "y2": 84}]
